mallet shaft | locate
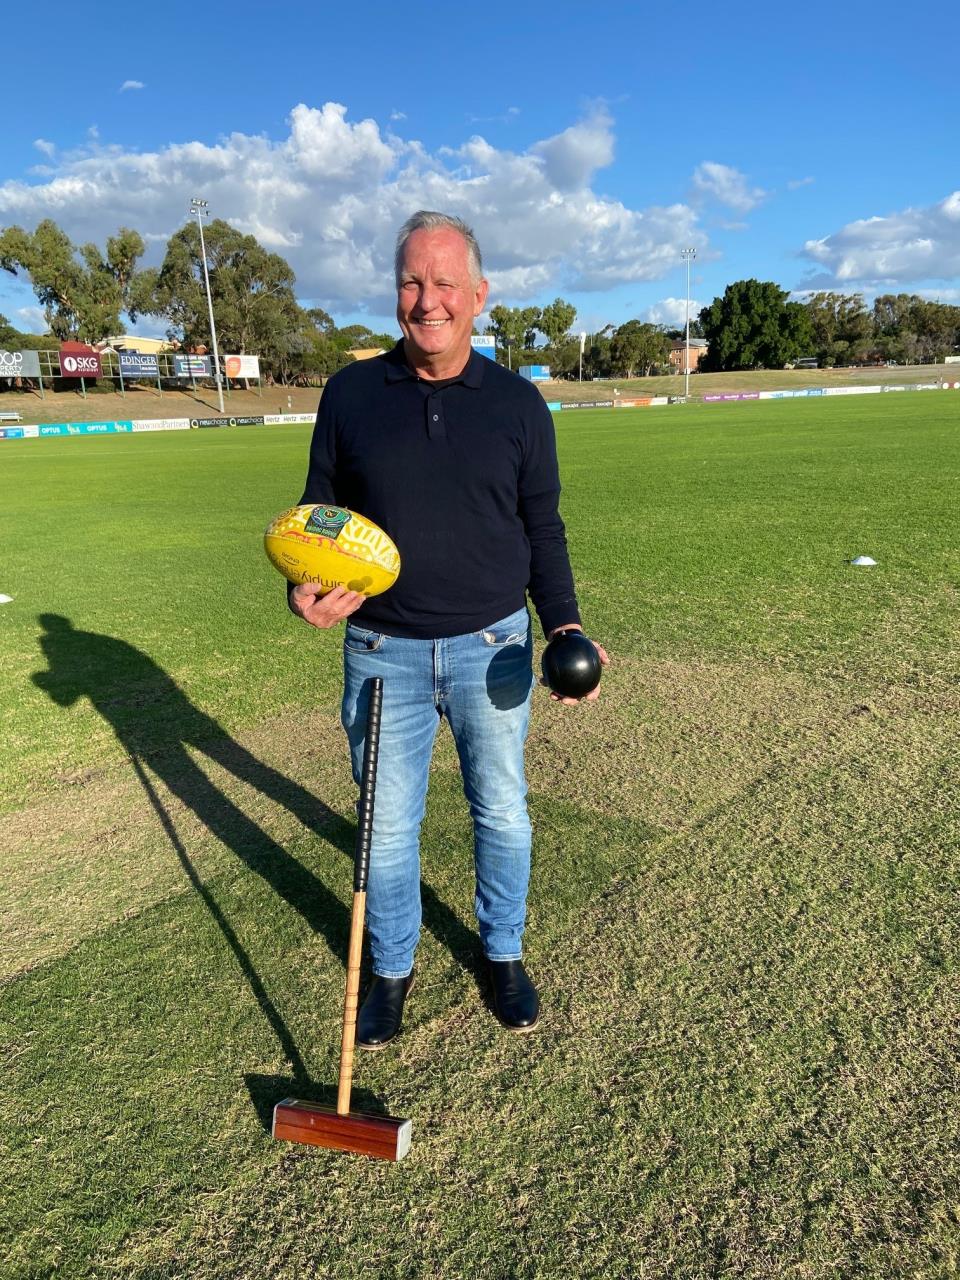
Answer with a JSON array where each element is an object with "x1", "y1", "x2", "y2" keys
[{"x1": 336, "y1": 678, "x2": 383, "y2": 1117}]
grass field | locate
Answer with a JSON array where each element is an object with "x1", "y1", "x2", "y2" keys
[{"x1": 1, "y1": 394, "x2": 959, "y2": 1278}]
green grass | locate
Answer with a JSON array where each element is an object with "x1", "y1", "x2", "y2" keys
[{"x1": 1, "y1": 395, "x2": 959, "y2": 1278}]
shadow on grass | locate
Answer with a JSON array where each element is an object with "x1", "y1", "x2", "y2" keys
[{"x1": 30, "y1": 615, "x2": 488, "y2": 1072}]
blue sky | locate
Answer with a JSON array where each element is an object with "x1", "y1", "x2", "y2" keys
[{"x1": 2, "y1": 0, "x2": 957, "y2": 341}]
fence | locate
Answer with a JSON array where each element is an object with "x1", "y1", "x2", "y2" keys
[{"x1": 0, "y1": 349, "x2": 266, "y2": 399}]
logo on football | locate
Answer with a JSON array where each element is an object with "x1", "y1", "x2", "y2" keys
[{"x1": 264, "y1": 504, "x2": 400, "y2": 596}]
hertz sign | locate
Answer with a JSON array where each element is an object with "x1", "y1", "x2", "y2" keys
[{"x1": 59, "y1": 343, "x2": 102, "y2": 378}]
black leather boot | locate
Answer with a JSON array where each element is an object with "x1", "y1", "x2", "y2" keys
[
  {"x1": 357, "y1": 973, "x2": 415, "y2": 1050},
  {"x1": 488, "y1": 959, "x2": 539, "y2": 1032}
]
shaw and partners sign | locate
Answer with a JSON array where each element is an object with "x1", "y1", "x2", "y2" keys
[{"x1": 0, "y1": 350, "x2": 42, "y2": 378}]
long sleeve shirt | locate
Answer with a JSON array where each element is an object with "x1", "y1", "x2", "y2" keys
[{"x1": 298, "y1": 341, "x2": 581, "y2": 639}]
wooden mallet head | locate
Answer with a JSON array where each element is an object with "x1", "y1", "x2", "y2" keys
[{"x1": 272, "y1": 1097, "x2": 412, "y2": 1160}]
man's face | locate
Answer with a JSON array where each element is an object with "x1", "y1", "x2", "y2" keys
[{"x1": 396, "y1": 227, "x2": 489, "y2": 373}]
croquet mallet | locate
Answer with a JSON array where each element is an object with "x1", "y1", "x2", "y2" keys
[{"x1": 272, "y1": 677, "x2": 412, "y2": 1160}]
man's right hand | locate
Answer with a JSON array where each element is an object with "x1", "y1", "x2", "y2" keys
[{"x1": 289, "y1": 582, "x2": 366, "y2": 630}]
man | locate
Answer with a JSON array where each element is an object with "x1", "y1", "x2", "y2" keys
[{"x1": 290, "y1": 210, "x2": 607, "y2": 1048}]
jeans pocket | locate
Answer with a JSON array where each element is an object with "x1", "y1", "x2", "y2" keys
[
  {"x1": 344, "y1": 625, "x2": 384, "y2": 653},
  {"x1": 480, "y1": 610, "x2": 530, "y2": 648}
]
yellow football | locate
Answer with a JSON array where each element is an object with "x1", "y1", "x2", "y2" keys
[{"x1": 264, "y1": 504, "x2": 401, "y2": 596}]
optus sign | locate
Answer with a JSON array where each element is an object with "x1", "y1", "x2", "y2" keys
[{"x1": 59, "y1": 344, "x2": 101, "y2": 378}]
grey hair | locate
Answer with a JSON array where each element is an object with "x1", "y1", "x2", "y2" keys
[{"x1": 394, "y1": 211, "x2": 484, "y2": 286}]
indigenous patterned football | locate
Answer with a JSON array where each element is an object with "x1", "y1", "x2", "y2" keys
[{"x1": 264, "y1": 504, "x2": 401, "y2": 596}]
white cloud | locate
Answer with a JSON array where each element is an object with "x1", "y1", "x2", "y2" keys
[
  {"x1": 120, "y1": 80, "x2": 145, "y2": 92},
  {"x1": 34, "y1": 139, "x2": 56, "y2": 157},
  {"x1": 0, "y1": 102, "x2": 708, "y2": 315},
  {"x1": 389, "y1": 110, "x2": 406, "y2": 121},
  {"x1": 15, "y1": 306, "x2": 48, "y2": 334},
  {"x1": 788, "y1": 176, "x2": 815, "y2": 190},
  {"x1": 532, "y1": 107, "x2": 615, "y2": 191},
  {"x1": 644, "y1": 297, "x2": 705, "y2": 327},
  {"x1": 692, "y1": 161, "x2": 766, "y2": 213},
  {"x1": 800, "y1": 190, "x2": 960, "y2": 286}
]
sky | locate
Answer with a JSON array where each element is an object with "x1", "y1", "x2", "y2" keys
[{"x1": 1, "y1": 0, "x2": 958, "y2": 343}]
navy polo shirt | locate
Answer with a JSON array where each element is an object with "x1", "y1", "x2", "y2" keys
[{"x1": 298, "y1": 341, "x2": 581, "y2": 640}]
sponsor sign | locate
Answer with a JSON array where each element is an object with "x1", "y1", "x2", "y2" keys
[
  {"x1": 59, "y1": 344, "x2": 102, "y2": 378},
  {"x1": 174, "y1": 354, "x2": 212, "y2": 378},
  {"x1": 132, "y1": 418, "x2": 190, "y2": 432},
  {"x1": 704, "y1": 392, "x2": 760, "y2": 402},
  {"x1": 224, "y1": 354, "x2": 260, "y2": 379},
  {"x1": 38, "y1": 421, "x2": 132, "y2": 436},
  {"x1": 519, "y1": 365, "x2": 551, "y2": 382},
  {"x1": 615, "y1": 398, "x2": 652, "y2": 408},
  {"x1": 821, "y1": 386, "x2": 882, "y2": 397},
  {"x1": 118, "y1": 351, "x2": 160, "y2": 378},
  {"x1": 264, "y1": 413, "x2": 314, "y2": 424},
  {"x1": 760, "y1": 388, "x2": 823, "y2": 399},
  {"x1": 0, "y1": 427, "x2": 24, "y2": 439},
  {"x1": 0, "y1": 349, "x2": 42, "y2": 378},
  {"x1": 470, "y1": 336, "x2": 496, "y2": 361}
]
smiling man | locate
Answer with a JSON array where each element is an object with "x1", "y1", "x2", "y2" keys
[{"x1": 289, "y1": 210, "x2": 607, "y2": 1048}]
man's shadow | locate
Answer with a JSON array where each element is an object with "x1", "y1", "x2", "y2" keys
[{"x1": 32, "y1": 614, "x2": 482, "y2": 1110}]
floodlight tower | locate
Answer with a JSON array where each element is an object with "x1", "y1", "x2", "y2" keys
[
  {"x1": 681, "y1": 247, "x2": 696, "y2": 400},
  {"x1": 190, "y1": 197, "x2": 225, "y2": 414}
]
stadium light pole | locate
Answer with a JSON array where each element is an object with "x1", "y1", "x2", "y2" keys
[
  {"x1": 190, "y1": 198, "x2": 225, "y2": 414},
  {"x1": 681, "y1": 247, "x2": 696, "y2": 400}
]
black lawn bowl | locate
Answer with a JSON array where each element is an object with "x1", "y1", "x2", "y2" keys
[{"x1": 541, "y1": 631, "x2": 602, "y2": 699}]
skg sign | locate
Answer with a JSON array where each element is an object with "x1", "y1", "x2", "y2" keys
[
  {"x1": 0, "y1": 349, "x2": 42, "y2": 378},
  {"x1": 59, "y1": 345, "x2": 101, "y2": 378}
]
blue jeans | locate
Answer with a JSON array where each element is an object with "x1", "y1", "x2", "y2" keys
[{"x1": 341, "y1": 606, "x2": 534, "y2": 978}]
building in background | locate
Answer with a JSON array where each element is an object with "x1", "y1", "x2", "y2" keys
[
  {"x1": 669, "y1": 338, "x2": 707, "y2": 373},
  {"x1": 104, "y1": 335, "x2": 173, "y2": 355}
]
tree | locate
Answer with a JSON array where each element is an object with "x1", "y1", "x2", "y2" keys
[
  {"x1": 141, "y1": 219, "x2": 301, "y2": 378},
  {"x1": 0, "y1": 219, "x2": 146, "y2": 342},
  {"x1": 609, "y1": 321, "x2": 670, "y2": 377},
  {"x1": 537, "y1": 298, "x2": 576, "y2": 348},
  {"x1": 486, "y1": 305, "x2": 542, "y2": 362},
  {"x1": 700, "y1": 279, "x2": 812, "y2": 370},
  {"x1": 873, "y1": 294, "x2": 948, "y2": 364},
  {"x1": 804, "y1": 292, "x2": 873, "y2": 365},
  {"x1": 306, "y1": 307, "x2": 336, "y2": 335},
  {"x1": 338, "y1": 324, "x2": 395, "y2": 349}
]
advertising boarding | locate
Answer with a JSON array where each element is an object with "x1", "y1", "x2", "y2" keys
[
  {"x1": 0, "y1": 350, "x2": 42, "y2": 379},
  {"x1": 59, "y1": 343, "x2": 102, "y2": 379},
  {"x1": 174, "y1": 354, "x2": 212, "y2": 378},
  {"x1": 224, "y1": 354, "x2": 260, "y2": 379},
  {"x1": 470, "y1": 336, "x2": 496, "y2": 361},
  {"x1": 118, "y1": 351, "x2": 160, "y2": 378}
]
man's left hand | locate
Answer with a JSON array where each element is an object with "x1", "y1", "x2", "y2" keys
[{"x1": 542, "y1": 625, "x2": 610, "y2": 706}]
